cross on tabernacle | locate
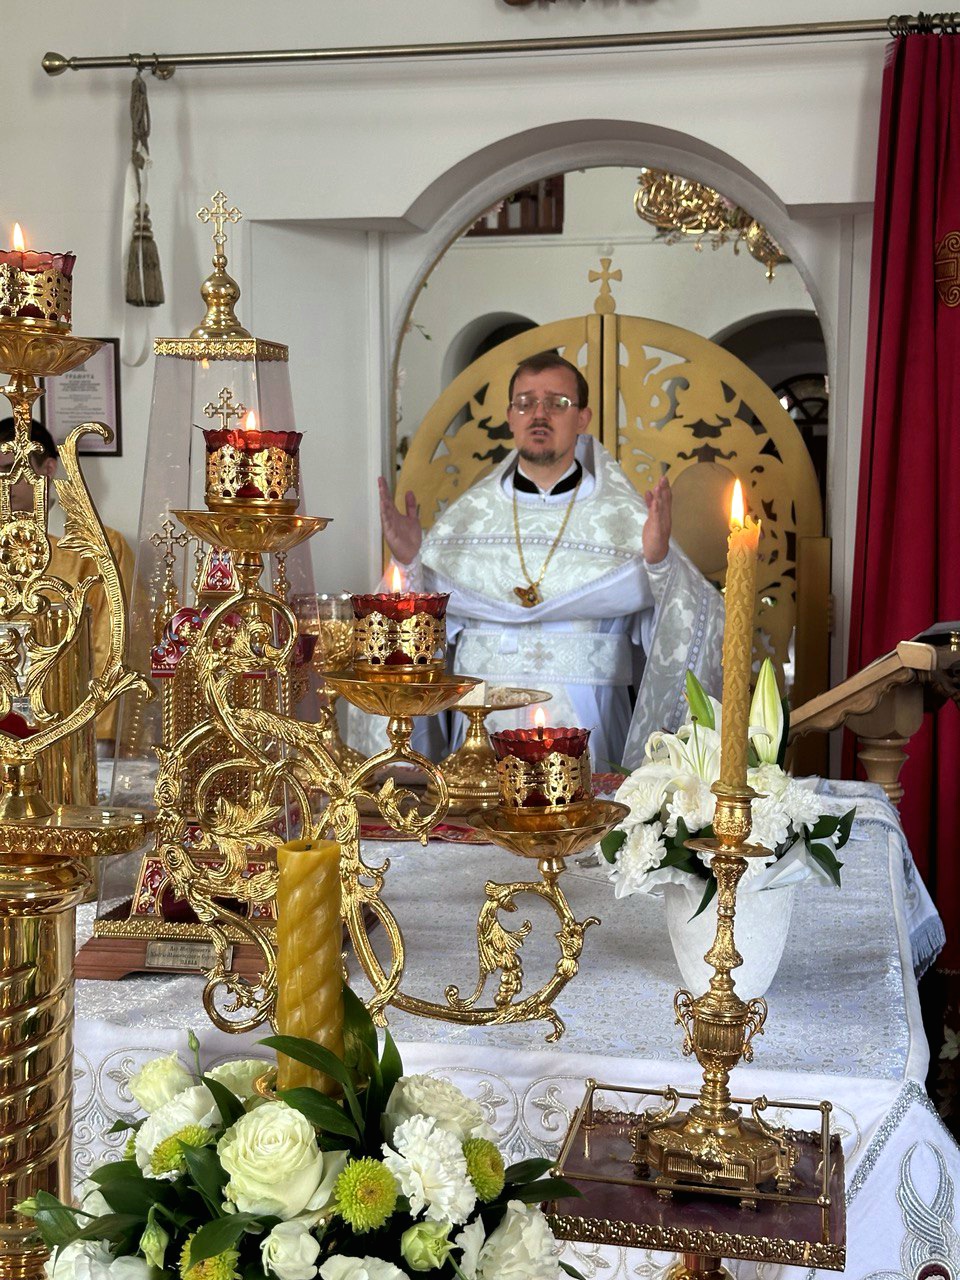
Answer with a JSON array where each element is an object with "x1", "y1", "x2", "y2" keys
[
  {"x1": 588, "y1": 257, "x2": 622, "y2": 315},
  {"x1": 197, "y1": 191, "x2": 242, "y2": 254},
  {"x1": 203, "y1": 387, "x2": 247, "y2": 431}
]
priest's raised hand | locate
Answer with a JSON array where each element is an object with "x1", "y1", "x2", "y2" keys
[
  {"x1": 378, "y1": 476, "x2": 422, "y2": 565},
  {"x1": 642, "y1": 474, "x2": 672, "y2": 565}
]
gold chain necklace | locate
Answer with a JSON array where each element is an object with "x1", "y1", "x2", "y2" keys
[{"x1": 512, "y1": 473, "x2": 582, "y2": 607}]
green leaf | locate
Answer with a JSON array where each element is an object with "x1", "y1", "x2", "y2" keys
[
  {"x1": 74, "y1": 1213, "x2": 144, "y2": 1243},
  {"x1": 684, "y1": 670, "x2": 715, "y2": 729},
  {"x1": 276, "y1": 1088, "x2": 359, "y2": 1140},
  {"x1": 808, "y1": 813, "x2": 840, "y2": 840},
  {"x1": 181, "y1": 1145, "x2": 228, "y2": 1216},
  {"x1": 835, "y1": 806, "x2": 856, "y2": 849},
  {"x1": 503, "y1": 1157, "x2": 553, "y2": 1185},
  {"x1": 599, "y1": 760, "x2": 630, "y2": 776},
  {"x1": 807, "y1": 842, "x2": 843, "y2": 887},
  {"x1": 201, "y1": 1074, "x2": 246, "y2": 1128},
  {"x1": 505, "y1": 1177, "x2": 582, "y2": 1204},
  {"x1": 188, "y1": 1213, "x2": 262, "y2": 1266},
  {"x1": 106, "y1": 1116, "x2": 143, "y2": 1135},
  {"x1": 88, "y1": 1160, "x2": 140, "y2": 1185},
  {"x1": 260, "y1": 1036, "x2": 364, "y2": 1134},
  {"x1": 689, "y1": 877, "x2": 718, "y2": 920},
  {"x1": 560, "y1": 1263, "x2": 587, "y2": 1279},
  {"x1": 31, "y1": 1192, "x2": 82, "y2": 1248},
  {"x1": 94, "y1": 1174, "x2": 160, "y2": 1218},
  {"x1": 379, "y1": 1027, "x2": 403, "y2": 1100},
  {"x1": 600, "y1": 829, "x2": 626, "y2": 863},
  {"x1": 343, "y1": 984, "x2": 377, "y2": 1077},
  {"x1": 658, "y1": 847, "x2": 703, "y2": 877}
]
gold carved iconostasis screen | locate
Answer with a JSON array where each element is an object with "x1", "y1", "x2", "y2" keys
[{"x1": 395, "y1": 305, "x2": 829, "y2": 767}]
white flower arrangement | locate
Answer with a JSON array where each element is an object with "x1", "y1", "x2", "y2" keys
[
  {"x1": 603, "y1": 661, "x2": 855, "y2": 916},
  {"x1": 23, "y1": 995, "x2": 580, "y2": 1280}
]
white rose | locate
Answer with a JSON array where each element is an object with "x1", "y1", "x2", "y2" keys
[
  {"x1": 260, "y1": 1220, "x2": 321, "y2": 1280},
  {"x1": 127, "y1": 1052, "x2": 194, "y2": 1114},
  {"x1": 608, "y1": 821, "x2": 667, "y2": 898},
  {"x1": 207, "y1": 1058, "x2": 272, "y2": 1105},
  {"x1": 134, "y1": 1085, "x2": 218, "y2": 1179},
  {"x1": 218, "y1": 1102, "x2": 346, "y2": 1220},
  {"x1": 475, "y1": 1200, "x2": 560, "y2": 1280},
  {"x1": 45, "y1": 1241, "x2": 111, "y2": 1280},
  {"x1": 319, "y1": 1258, "x2": 409, "y2": 1280},
  {"x1": 384, "y1": 1075, "x2": 493, "y2": 1143},
  {"x1": 382, "y1": 1114, "x2": 476, "y2": 1225}
]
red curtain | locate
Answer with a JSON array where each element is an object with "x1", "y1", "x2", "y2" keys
[{"x1": 848, "y1": 34, "x2": 960, "y2": 966}]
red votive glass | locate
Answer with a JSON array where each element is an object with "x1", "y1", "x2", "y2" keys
[
  {"x1": 351, "y1": 591, "x2": 448, "y2": 666},
  {"x1": 490, "y1": 726, "x2": 591, "y2": 764},
  {"x1": 0, "y1": 249, "x2": 75, "y2": 324}
]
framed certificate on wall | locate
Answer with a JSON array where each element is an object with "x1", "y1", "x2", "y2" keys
[{"x1": 40, "y1": 337, "x2": 122, "y2": 456}]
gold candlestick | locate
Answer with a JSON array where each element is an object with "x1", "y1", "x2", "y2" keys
[
  {"x1": 275, "y1": 838, "x2": 343, "y2": 1095},
  {"x1": 718, "y1": 480, "x2": 761, "y2": 790}
]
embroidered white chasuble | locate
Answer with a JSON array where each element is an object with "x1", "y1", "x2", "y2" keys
[{"x1": 354, "y1": 437, "x2": 724, "y2": 768}]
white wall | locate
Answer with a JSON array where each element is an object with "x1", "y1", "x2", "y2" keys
[{"x1": 0, "y1": 0, "x2": 887, "y2": 672}]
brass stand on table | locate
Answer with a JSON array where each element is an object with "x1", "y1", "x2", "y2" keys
[
  {"x1": 437, "y1": 687, "x2": 550, "y2": 814},
  {"x1": 0, "y1": 279, "x2": 152, "y2": 1277}
]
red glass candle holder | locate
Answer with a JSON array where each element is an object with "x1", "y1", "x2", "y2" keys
[
  {"x1": 491, "y1": 726, "x2": 592, "y2": 810},
  {"x1": 351, "y1": 592, "x2": 448, "y2": 672},
  {"x1": 0, "y1": 251, "x2": 75, "y2": 329},
  {"x1": 203, "y1": 426, "x2": 302, "y2": 510}
]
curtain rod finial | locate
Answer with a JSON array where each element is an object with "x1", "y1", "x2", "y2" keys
[{"x1": 42, "y1": 51, "x2": 69, "y2": 76}]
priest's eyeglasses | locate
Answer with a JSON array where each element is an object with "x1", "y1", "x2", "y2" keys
[{"x1": 509, "y1": 393, "x2": 578, "y2": 416}]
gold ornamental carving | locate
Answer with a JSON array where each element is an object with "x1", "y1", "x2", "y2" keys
[
  {"x1": 205, "y1": 444, "x2": 300, "y2": 508},
  {"x1": 495, "y1": 751, "x2": 591, "y2": 809},
  {"x1": 934, "y1": 230, "x2": 960, "y2": 306},
  {"x1": 353, "y1": 609, "x2": 446, "y2": 669}
]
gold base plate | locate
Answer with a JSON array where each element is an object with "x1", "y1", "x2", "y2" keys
[
  {"x1": 322, "y1": 667, "x2": 478, "y2": 718},
  {"x1": 174, "y1": 509, "x2": 330, "y2": 555},
  {"x1": 470, "y1": 799, "x2": 628, "y2": 859},
  {"x1": 0, "y1": 805, "x2": 152, "y2": 858}
]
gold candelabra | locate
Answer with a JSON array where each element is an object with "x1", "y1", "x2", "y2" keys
[
  {"x1": 0, "y1": 265, "x2": 153, "y2": 1279},
  {"x1": 631, "y1": 785, "x2": 796, "y2": 1199}
]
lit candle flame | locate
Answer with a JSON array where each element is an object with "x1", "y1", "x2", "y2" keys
[
  {"x1": 730, "y1": 478, "x2": 746, "y2": 529},
  {"x1": 390, "y1": 563, "x2": 403, "y2": 593},
  {"x1": 534, "y1": 706, "x2": 547, "y2": 730},
  {"x1": 12, "y1": 223, "x2": 24, "y2": 252},
  {"x1": 243, "y1": 409, "x2": 257, "y2": 431},
  {"x1": 200, "y1": 358, "x2": 209, "y2": 371}
]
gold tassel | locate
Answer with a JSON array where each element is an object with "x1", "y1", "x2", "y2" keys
[{"x1": 125, "y1": 204, "x2": 164, "y2": 307}]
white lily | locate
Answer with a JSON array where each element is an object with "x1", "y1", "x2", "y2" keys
[{"x1": 749, "y1": 658, "x2": 784, "y2": 765}]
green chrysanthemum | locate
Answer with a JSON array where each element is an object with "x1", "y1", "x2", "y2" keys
[
  {"x1": 335, "y1": 1157, "x2": 399, "y2": 1233},
  {"x1": 179, "y1": 1234, "x2": 240, "y2": 1280},
  {"x1": 463, "y1": 1137, "x2": 505, "y2": 1202},
  {"x1": 150, "y1": 1123, "x2": 213, "y2": 1176}
]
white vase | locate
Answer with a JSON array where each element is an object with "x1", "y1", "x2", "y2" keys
[{"x1": 662, "y1": 879, "x2": 797, "y2": 998}]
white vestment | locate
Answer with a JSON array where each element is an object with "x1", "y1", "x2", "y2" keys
[{"x1": 353, "y1": 437, "x2": 724, "y2": 769}]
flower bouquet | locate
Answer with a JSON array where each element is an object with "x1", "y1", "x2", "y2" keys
[
  {"x1": 21, "y1": 990, "x2": 581, "y2": 1280},
  {"x1": 601, "y1": 661, "x2": 855, "y2": 992}
]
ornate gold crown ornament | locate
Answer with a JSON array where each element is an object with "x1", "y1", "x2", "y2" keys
[{"x1": 634, "y1": 168, "x2": 789, "y2": 281}]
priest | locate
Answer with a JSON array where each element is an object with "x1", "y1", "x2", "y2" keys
[{"x1": 377, "y1": 352, "x2": 724, "y2": 767}]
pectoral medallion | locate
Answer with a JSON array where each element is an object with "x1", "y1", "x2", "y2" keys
[{"x1": 514, "y1": 583, "x2": 541, "y2": 607}]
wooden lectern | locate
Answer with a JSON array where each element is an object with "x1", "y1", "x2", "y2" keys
[{"x1": 789, "y1": 624, "x2": 960, "y2": 804}]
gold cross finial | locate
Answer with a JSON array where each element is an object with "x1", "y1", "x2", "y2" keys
[
  {"x1": 203, "y1": 387, "x2": 247, "y2": 431},
  {"x1": 197, "y1": 191, "x2": 242, "y2": 256},
  {"x1": 588, "y1": 256, "x2": 622, "y2": 315}
]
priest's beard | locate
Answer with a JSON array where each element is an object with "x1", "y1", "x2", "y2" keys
[{"x1": 518, "y1": 444, "x2": 564, "y2": 467}]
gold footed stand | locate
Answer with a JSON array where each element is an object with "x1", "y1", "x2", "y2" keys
[
  {"x1": 437, "y1": 687, "x2": 550, "y2": 814},
  {"x1": 0, "y1": 317, "x2": 154, "y2": 1278},
  {"x1": 632, "y1": 785, "x2": 795, "y2": 1199}
]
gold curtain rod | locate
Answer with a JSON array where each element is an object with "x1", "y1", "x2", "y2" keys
[{"x1": 41, "y1": 13, "x2": 960, "y2": 79}]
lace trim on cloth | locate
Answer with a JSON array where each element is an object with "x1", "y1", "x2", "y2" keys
[{"x1": 455, "y1": 628, "x2": 633, "y2": 687}]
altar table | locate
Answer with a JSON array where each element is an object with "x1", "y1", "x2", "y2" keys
[{"x1": 73, "y1": 782, "x2": 958, "y2": 1279}]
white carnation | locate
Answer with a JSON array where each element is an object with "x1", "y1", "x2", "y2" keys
[
  {"x1": 319, "y1": 1258, "x2": 409, "y2": 1280},
  {"x1": 127, "y1": 1052, "x2": 194, "y2": 1115},
  {"x1": 76, "y1": 1180, "x2": 111, "y2": 1221},
  {"x1": 608, "y1": 822, "x2": 667, "y2": 898},
  {"x1": 260, "y1": 1219, "x2": 321, "y2": 1280},
  {"x1": 454, "y1": 1219, "x2": 486, "y2": 1280},
  {"x1": 207, "y1": 1058, "x2": 272, "y2": 1105},
  {"x1": 134, "y1": 1085, "x2": 218, "y2": 1179},
  {"x1": 80, "y1": 1258, "x2": 150, "y2": 1280},
  {"x1": 218, "y1": 1102, "x2": 346, "y2": 1220},
  {"x1": 384, "y1": 1074, "x2": 493, "y2": 1143},
  {"x1": 382, "y1": 1114, "x2": 477, "y2": 1225},
  {"x1": 474, "y1": 1200, "x2": 560, "y2": 1279},
  {"x1": 664, "y1": 778, "x2": 716, "y2": 838}
]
